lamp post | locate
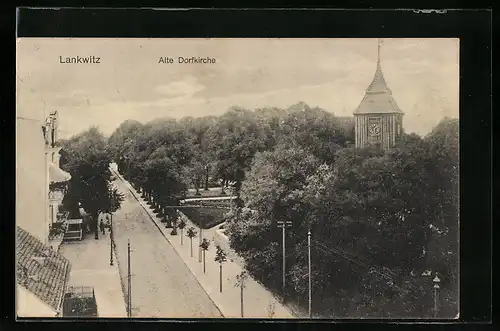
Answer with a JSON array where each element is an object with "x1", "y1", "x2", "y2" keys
[
  {"x1": 109, "y1": 187, "x2": 114, "y2": 265},
  {"x1": 308, "y1": 229, "x2": 312, "y2": 319},
  {"x1": 433, "y1": 273, "x2": 441, "y2": 318},
  {"x1": 109, "y1": 212, "x2": 114, "y2": 265}
]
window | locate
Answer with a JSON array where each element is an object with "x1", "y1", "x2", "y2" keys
[
  {"x1": 49, "y1": 205, "x2": 54, "y2": 224},
  {"x1": 397, "y1": 123, "x2": 401, "y2": 135}
]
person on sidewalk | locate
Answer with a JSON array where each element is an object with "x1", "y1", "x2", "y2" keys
[{"x1": 100, "y1": 220, "x2": 106, "y2": 235}]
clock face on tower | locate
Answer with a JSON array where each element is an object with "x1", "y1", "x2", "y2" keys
[{"x1": 368, "y1": 121, "x2": 381, "y2": 136}]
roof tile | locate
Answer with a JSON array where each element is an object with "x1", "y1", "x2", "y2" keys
[
  {"x1": 354, "y1": 62, "x2": 404, "y2": 115},
  {"x1": 16, "y1": 226, "x2": 72, "y2": 312}
]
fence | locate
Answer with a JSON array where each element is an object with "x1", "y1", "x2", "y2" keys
[{"x1": 66, "y1": 286, "x2": 95, "y2": 298}]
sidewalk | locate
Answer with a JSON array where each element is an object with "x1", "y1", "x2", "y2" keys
[
  {"x1": 111, "y1": 167, "x2": 296, "y2": 319},
  {"x1": 59, "y1": 230, "x2": 127, "y2": 317}
]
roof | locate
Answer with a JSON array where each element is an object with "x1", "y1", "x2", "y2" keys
[
  {"x1": 16, "y1": 226, "x2": 72, "y2": 312},
  {"x1": 366, "y1": 60, "x2": 391, "y2": 94},
  {"x1": 49, "y1": 163, "x2": 71, "y2": 183},
  {"x1": 354, "y1": 91, "x2": 404, "y2": 115},
  {"x1": 353, "y1": 50, "x2": 404, "y2": 115}
]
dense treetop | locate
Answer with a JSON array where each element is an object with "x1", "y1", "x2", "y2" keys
[{"x1": 100, "y1": 102, "x2": 458, "y2": 318}]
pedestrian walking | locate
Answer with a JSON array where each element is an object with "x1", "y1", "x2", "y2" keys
[{"x1": 100, "y1": 220, "x2": 106, "y2": 235}]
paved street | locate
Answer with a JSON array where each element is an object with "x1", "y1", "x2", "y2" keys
[
  {"x1": 110, "y1": 171, "x2": 223, "y2": 318},
  {"x1": 110, "y1": 164, "x2": 295, "y2": 318}
]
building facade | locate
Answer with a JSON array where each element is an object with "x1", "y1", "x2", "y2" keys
[
  {"x1": 16, "y1": 108, "x2": 73, "y2": 317},
  {"x1": 16, "y1": 109, "x2": 71, "y2": 247},
  {"x1": 45, "y1": 111, "x2": 72, "y2": 248},
  {"x1": 354, "y1": 41, "x2": 404, "y2": 150}
]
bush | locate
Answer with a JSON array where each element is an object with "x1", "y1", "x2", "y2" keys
[
  {"x1": 181, "y1": 208, "x2": 226, "y2": 229},
  {"x1": 63, "y1": 294, "x2": 98, "y2": 317}
]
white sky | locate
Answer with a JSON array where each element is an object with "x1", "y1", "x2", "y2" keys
[{"x1": 16, "y1": 38, "x2": 459, "y2": 139}]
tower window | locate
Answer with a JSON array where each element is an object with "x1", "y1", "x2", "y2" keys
[{"x1": 397, "y1": 123, "x2": 401, "y2": 135}]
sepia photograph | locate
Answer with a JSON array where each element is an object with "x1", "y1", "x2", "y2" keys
[{"x1": 16, "y1": 38, "x2": 459, "y2": 319}]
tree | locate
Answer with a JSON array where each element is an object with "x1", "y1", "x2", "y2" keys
[
  {"x1": 178, "y1": 218, "x2": 186, "y2": 245},
  {"x1": 225, "y1": 126, "x2": 458, "y2": 317},
  {"x1": 183, "y1": 158, "x2": 205, "y2": 195},
  {"x1": 205, "y1": 107, "x2": 267, "y2": 199},
  {"x1": 60, "y1": 127, "x2": 122, "y2": 240},
  {"x1": 234, "y1": 271, "x2": 248, "y2": 317},
  {"x1": 114, "y1": 118, "x2": 189, "y2": 210},
  {"x1": 214, "y1": 245, "x2": 228, "y2": 292},
  {"x1": 179, "y1": 116, "x2": 215, "y2": 194},
  {"x1": 107, "y1": 120, "x2": 143, "y2": 166},
  {"x1": 106, "y1": 186, "x2": 125, "y2": 265},
  {"x1": 423, "y1": 118, "x2": 459, "y2": 293},
  {"x1": 102, "y1": 107, "x2": 457, "y2": 317},
  {"x1": 107, "y1": 187, "x2": 125, "y2": 215},
  {"x1": 186, "y1": 227, "x2": 197, "y2": 257},
  {"x1": 200, "y1": 238, "x2": 210, "y2": 273},
  {"x1": 226, "y1": 144, "x2": 320, "y2": 292},
  {"x1": 276, "y1": 102, "x2": 350, "y2": 165}
]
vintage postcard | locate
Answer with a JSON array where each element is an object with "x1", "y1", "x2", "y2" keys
[{"x1": 16, "y1": 38, "x2": 459, "y2": 319}]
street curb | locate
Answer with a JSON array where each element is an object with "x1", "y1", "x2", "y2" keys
[
  {"x1": 110, "y1": 167, "x2": 226, "y2": 318},
  {"x1": 109, "y1": 225, "x2": 129, "y2": 316}
]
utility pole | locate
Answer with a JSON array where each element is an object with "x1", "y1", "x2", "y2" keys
[
  {"x1": 308, "y1": 229, "x2": 312, "y2": 319},
  {"x1": 219, "y1": 264, "x2": 223, "y2": 293},
  {"x1": 240, "y1": 278, "x2": 244, "y2": 317},
  {"x1": 433, "y1": 273, "x2": 441, "y2": 318},
  {"x1": 127, "y1": 239, "x2": 132, "y2": 318},
  {"x1": 277, "y1": 220, "x2": 292, "y2": 293}
]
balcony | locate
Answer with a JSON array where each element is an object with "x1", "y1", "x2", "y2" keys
[
  {"x1": 48, "y1": 220, "x2": 68, "y2": 251},
  {"x1": 56, "y1": 211, "x2": 70, "y2": 223}
]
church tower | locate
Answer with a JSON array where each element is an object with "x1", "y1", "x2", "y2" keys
[{"x1": 354, "y1": 39, "x2": 404, "y2": 150}]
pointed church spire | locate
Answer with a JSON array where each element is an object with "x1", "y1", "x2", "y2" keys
[
  {"x1": 366, "y1": 38, "x2": 389, "y2": 93},
  {"x1": 377, "y1": 38, "x2": 381, "y2": 66},
  {"x1": 354, "y1": 39, "x2": 403, "y2": 116}
]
